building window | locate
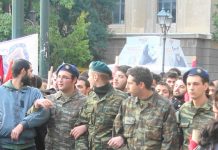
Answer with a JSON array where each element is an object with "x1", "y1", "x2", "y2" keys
[
  {"x1": 158, "y1": 0, "x2": 176, "y2": 23},
  {"x1": 112, "y1": 0, "x2": 125, "y2": 24}
]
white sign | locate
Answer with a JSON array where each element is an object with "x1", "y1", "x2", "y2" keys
[
  {"x1": 119, "y1": 36, "x2": 189, "y2": 68},
  {"x1": 0, "y1": 34, "x2": 39, "y2": 75}
]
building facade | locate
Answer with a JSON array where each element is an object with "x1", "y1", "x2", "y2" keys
[{"x1": 105, "y1": 0, "x2": 218, "y2": 79}]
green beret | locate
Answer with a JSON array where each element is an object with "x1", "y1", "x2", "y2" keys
[{"x1": 89, "y1": 61, "x2": 112, "y2": 77}]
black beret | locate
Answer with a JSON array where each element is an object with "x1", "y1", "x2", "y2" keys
[
  {"x1": 183, "y1": 67, "x2": 209, "y2": 84},
  {"x1": 56, "y1": 63, "x2": 79, "y2": 78},
  {"x1": 89, "y1": 61, "x2": 112, "y2": 77}
]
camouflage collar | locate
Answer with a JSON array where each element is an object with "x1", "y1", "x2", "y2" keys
[{"x1": 189, "y1": 99, "x2": 213, "y2": 111}]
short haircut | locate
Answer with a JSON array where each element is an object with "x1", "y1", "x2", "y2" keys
[
  {"x1": 127, "y1": 67, "x2": 153, "y2": 90},
  {"x1": 165, "y1": 71, "x2": 178, "y2": 79},
  {"x1": 168, "y1": 68, "x2": 182, "y2": 76},
  {"x1": 152, "y1": 72, "x2": 162, "y2": 83},
  {"x1": 117, "y1": 65, "x2": 131, "y2": 77},
  {"x1": 12, "y1": 59, "x2": 31, "y2": 78},
  {"x1": 78, "y1": 76, "x2": 90, "y2": 88}
]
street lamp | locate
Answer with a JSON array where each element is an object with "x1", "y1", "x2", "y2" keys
[{"x1": 157, "y1": 8, "x2": 173, "y2": 76}]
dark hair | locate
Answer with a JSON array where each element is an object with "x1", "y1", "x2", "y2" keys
[
  {"x1": 168, "y1": 68, "x2": 182, "y2": 76},
  {"x1": 117, "y1": 65, "x2": 131, "y2": 77},
  {"x1": 156, "y1": 81, "x2": 172, "y2": 95},
  {"x1": 78, "y1": 76, "x2": 90, "y2": 88},
  {"x1": 127, "y1": 67, "x2": 153, "y2": 90},
  {"x1": 30, "y1": 75, "x2": 42, "y2": 89},
  {"x1": 80, "y1": 70, "x2": 89, "y2": 78},
  {"x1": 165, "y1": 71, "x2": 179, "y2": 79},
  {"x1": 199, "y1": 120, "x2": 218, "y2": 149},
  {"x1": 152, "y1": 73, "x2": 162, "y2": 83},
  {"x1": 12, "y1": 59, "x2": 31, "y2": 78},
  {"x1": 209, "y1": 81, "x2": 215, "y2": 87}
]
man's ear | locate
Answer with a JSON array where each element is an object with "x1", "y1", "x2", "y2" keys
[{"x1": 20, "y1": 68, "x2": 26, "y2": 76}]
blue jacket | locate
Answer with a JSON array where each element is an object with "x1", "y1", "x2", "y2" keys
[{"x1": 0, "y1": 80, "x2": 50, "y2": 147}]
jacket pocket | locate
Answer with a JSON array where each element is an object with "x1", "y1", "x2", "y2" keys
[
  {"x1": 145, "y1": 124, "x2": 162, "y2": 141},
  {"x1": 123, "y1": 117, "x2": 135, "y2": 138}
]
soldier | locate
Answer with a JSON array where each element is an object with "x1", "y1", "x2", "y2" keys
[
  {"x1": 71, "y1": 61, "x2": 128, "y2": 150},
  {"x1": 76, "y1": 76, "x2": 90, "y2": 95},
  {"x1": 108, "y1": 66, "x2": 179, "y2": 150},
  {"x1": 34, "y1": 63, "x2": 88, "y2": 150},
  {"x1": 177, "y1": 67, "x2": 214, "y2": 150}
]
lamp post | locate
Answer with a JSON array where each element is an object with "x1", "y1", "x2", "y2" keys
[{"x1": 157, "y1": 8, "x2": 173, "y2": 76}]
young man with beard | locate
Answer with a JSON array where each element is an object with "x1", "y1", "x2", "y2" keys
[
  {"x1": 0, "y1": 59, "x2": 50, "y2": 149},
  {"x1": 108, "y1": 67, "x2": 179, "y2": 150},
  {"x1": 177, "y1": 68, "x2": 214, "y2": 150},
  {"x1": 171, "y1": 77, "x2": 187, "y2": 111},
  {"x1": 71, "y1": 61, "x2": 128, "y2": 150},
  {"x1": 113, "y1": 65, "x2": 131, "y2": 92}
]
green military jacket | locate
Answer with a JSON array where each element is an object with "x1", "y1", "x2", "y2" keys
[
  {"x1": 178, "y1": 100, "x2": 214, "y2": 150},
  {"x1": 114, "y1": 92, "x2": 179, "y2": 150},
  {"x1": 75, "y1": 84, "x2": 128, "y2": 150},
  {"x1": 45, "y1": 90, "x2": 88, "y2": 150}
]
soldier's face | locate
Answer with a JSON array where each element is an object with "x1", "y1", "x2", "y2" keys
[
  {"x1": 76, "y1": 79, "x2": 90, "y2": 95},
  {"x1": 186, "y1": 75, "x2": 208, "y2": 100},
  {"x1": 113, "y1": 71, "x2": 127, "y2": 91},
  {"x1": 57, "y1": 71, "x2": 75, "y2": 93},
  {"x1": 126, "y1": 75, "x2": 140, "y2": 97}
]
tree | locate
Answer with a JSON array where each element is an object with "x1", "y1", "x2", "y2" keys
[{"x1": 213, "y1": 4, "x2": 218, "y2": 40}]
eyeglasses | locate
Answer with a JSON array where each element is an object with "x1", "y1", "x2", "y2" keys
[{"x1": 57, "y1": 76, "x2": 72, "y2": 80}]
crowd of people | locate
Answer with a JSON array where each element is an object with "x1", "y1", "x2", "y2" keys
[{"x1": 0, "y1": 58, "x2": 218, "y2": 150}]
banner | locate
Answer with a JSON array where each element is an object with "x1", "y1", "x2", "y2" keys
[
  {"x1": 0, "y1": 34, "x2": 38, "y2": 75},
  {"x1": 119, "y1": 36, "x2": 188, "y2": 67}
]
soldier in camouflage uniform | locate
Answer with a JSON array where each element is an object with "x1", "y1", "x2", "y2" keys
[
  {"x1": 108, "y1": 66, "x2": 179, "y2": 150},
  {"x1": 34, "y1": 63, "x2": 88, "y2": 150},
  {"x1": 177, "y1": 68, "x2": 214, "y2": 150},
  {"x1": 71, "y1": 61, "x2": 128, "y2": 150}
]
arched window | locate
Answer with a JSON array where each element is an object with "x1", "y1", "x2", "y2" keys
[
  {"x1": 158, "y1": 0, "x2": 176, "y2": 22},
  {"x1": 112, "y1": 0, "x2": 125, "y2": 24}
]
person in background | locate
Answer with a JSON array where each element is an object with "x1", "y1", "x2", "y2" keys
[
  {"x1": 0, "y1": 59, "x2": 50, "y2": 150},
  {"x1": 171, "y1": 77, "x2": 186, "y2": 111},
  {"x1": 155, "y1": 81, "x2": 172, "y2": 99},
  {"x1": 177, "y1": 67, "x2": 214, "y2": 150},
  {"x1": 164, "y1": 71, "x2": 179, "y2": 90},
  {"x1": 113, "y1": 65, "x2": 131, "y2": 92},
  {"x1": 209, "y1": 81, "x2": 216, "y2": 100},
  {"x1": 152, "y1": 72, "x2": 162, "y2": 88},
  {"x1": 76, "y1": 75, "x2": 90, "y2": 95},
  {"x1": 168, "y1": 67, "x2": 182, "y2": 77},
  {"x1": 108, "y1": 66, "x2": 179, "y2": 149}
]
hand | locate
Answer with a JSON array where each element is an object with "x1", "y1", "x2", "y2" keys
[
  {"x1": 11, "y1": 124, "x2": 24, "y2": 140},
  {"x1": 34, "y1": 99, "x2": 53, "y2": 109},
  {"x1": 70, "y1": 125, "x2": 87, "y2": 139},
  {"x1": 108, "y1": 136, "x2": 124, "y2": 149}
]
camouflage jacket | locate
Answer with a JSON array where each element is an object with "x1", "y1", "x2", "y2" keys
[
  {"x1": 45, "y1": 90, "x2": 88, "y2": 150},
  {"x1": 178, "y1": 100, "x2": 214, "y2": 150},
  {"x1": 75, "y1": 84, "x2": 128, "y2": 150},
  {"x1": 114, "y1": 92, "x2": 179, "y2": 150}
]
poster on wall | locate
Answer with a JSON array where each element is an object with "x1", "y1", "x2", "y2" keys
[
  {"x1": 0, "y1": 34, "x2": 38, "y2": 75},
  {"x1": 118, "y1": 36, "x2": 189, "y2": 73}
]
